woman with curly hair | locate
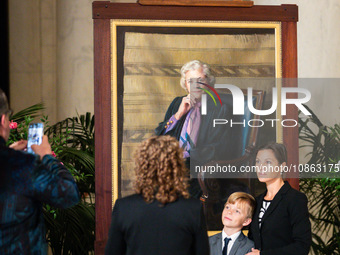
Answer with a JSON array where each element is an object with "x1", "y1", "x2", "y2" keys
[{"x1": 105, "y1": 135, "x2": 209, "y2": 255}]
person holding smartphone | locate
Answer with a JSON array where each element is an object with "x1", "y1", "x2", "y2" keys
[{"x1": 0, "y1": 89, "x2": 80, "y2": 254}]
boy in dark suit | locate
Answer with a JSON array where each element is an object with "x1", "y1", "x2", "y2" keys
[{"x1": 209, "y1": 192, "x2": 255, "y2": 255}]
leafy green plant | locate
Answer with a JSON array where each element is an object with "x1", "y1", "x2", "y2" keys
[
  {"x1": 9, "y1": 105, "x2": 95, "y2": 254},
  {"x1": 43, "y1": 112, "x2": 95, "y2": 254},
  {"x1": 7, "y1": 103, "x2": 44, "y2": 145},
  {"x1": 299, "y1": 105, "x2": 340, "y2": 255},
  {"x1": 45, "y1": 112, "x2": 95, "y2": 201}
]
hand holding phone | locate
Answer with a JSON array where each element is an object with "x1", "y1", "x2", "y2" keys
[
  {"x1": 31, "y1": 135, "x2": 52, "y2": 159},
  {"x1": 9, "y1": 140, "x2": 28, "y2": 151},
  {"x1": 27, "y1": 123, "x2": 44, "y2": 154}
]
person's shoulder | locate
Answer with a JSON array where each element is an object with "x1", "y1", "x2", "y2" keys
[
  {"x1": 242, "y1": 233, "x2": 254, "y2": 245},
  {"x1": 286, "y1": 189, "x2": 308, "y2": 207},
  {"x1": 209, "y1": 232, "x2": 221, "y2": 241},
  {"x1": 285, "y1": 183, "x2": 308, "y2": 201},
  {"x1": 112, "y1": 194, "x2": 145, "y2": 212},
  {"x1": 117, "y1": 195, "x2": 200, "y2": 204},
  {"x1": 238, "y1": 232, "x2": 254, "y2": 250},
  {"x1": 209, "y1": 232, "x2": 221, "y2": 247},
  {"x1": 177, "y1": 196, "x2": 202, "y2": 207},
  {"x1": 0, "y1": 147, "x2": 40, "y2": 191},
  {"x1": 4, "y1": 146, "x2": 38, "y2": 166},
  {"x1": 116, "y1": 193, "x2": 143, "y2": 204},
  {"x1": 174, "y1": 95, "x2": 186, "y2": 100},
  {"x1": 279, "y1": 183, "x2": 309, "y2": 213},
  {"x1": 172, "y1": 96, "x2": 185, "y2": 104},
  {"x1": 164, "y1": 197, "x2": 203, "y2": 214}
]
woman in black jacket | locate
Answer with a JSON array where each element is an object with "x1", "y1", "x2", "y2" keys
[{"x1": 247, "y1": 143, "x2": 311, "y2": 255}]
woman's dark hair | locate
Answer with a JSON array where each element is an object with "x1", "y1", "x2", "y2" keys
[{"x1": 256, "y1": 142, "x2": 287, "y2": 164}]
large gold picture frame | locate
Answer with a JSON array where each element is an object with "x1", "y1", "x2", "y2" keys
[{"x1": 110, "y1": 20, "x2": 283, "y2": 204}]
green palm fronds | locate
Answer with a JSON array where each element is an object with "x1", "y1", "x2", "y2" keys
[
  {"x1": 10, "y1": 103, "x2": 44, "y2": 123},
  {"x1": 44, "y1": 201, "x2": 95, "y2": 255},
  {"x1": 45, "y1": 112, "x2": 95, "y2": 254},
  {"x1": 299, "y1": 105, "x2": 340, "y2": 255}
]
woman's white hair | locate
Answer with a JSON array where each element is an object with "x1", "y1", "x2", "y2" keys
[{"x1": 180, "y1": 60, "x2": 215, "y2": 91}]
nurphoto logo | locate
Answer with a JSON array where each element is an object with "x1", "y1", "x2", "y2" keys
[{"x1": 196, "y1": 83, "x2": 312, "y2": 128}]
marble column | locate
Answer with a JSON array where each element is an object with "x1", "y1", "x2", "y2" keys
[
  {"x1": 9, "y1": 0, "x2": 42, "y2": 114},
  {"x1": 56, "y1": 0, "x2": 94, "y2": 120},
  {"x1": 9, "y1": 0, "x2": 57, "y2": 123}
]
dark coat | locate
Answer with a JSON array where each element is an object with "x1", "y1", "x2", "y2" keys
[
  {"x1": 105, "y1": 194, "x2": 210, "y2": 255},
  {"x1": 0, "y1": 137, "x2": 79, "y2": 254},
  {"x1": 248, "y1": 181, "x2": 311, "y2": 255}
]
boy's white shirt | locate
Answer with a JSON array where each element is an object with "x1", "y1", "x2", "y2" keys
[{"x1": 222, "y1": 229, "x2": 241, "y2": 254}]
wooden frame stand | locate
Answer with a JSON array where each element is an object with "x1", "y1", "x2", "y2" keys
[{"x1": 93, "y1": 2, "x2": 299, "y2": 253}]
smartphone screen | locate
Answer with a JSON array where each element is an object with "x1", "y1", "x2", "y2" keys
[{"x1": 27, "y1": 123, "x2": 44, "y2": 154}]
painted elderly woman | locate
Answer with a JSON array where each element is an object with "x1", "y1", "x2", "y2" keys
[{"x1": 155, "y1": 60, "x2": 237, "y2": 197}]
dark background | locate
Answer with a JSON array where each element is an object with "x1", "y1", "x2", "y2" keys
[{"x1": 0, "y1": 0, "x2": 9, "y2": 101}]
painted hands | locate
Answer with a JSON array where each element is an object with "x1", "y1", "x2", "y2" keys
[{"x1": 175, "y1": 94, "x2": 196, "y2": 120}]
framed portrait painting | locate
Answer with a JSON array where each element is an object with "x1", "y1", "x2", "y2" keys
[{"x1": 93, "y1": 2, "x2": 299, "y2": 253}]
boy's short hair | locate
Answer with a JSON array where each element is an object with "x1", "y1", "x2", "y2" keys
[{"x1": 226, "y1": 192, "x2": 256, "y2": 218}]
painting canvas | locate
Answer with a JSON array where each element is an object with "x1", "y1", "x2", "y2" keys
[{"x1": 110, "y1": 20, "x2": 282, "y2": 230}]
